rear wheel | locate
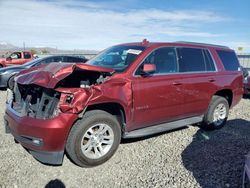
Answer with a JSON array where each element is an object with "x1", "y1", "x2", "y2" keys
[
  {"x1": 200, "y1": 96, "x2": 229, "y2": 130},
  {"x1": 0, "y1": 64, "x2": 3, "y2": 68},
  {"x1": 66, "y1": 110, "x2": 121, "y2": 167}
]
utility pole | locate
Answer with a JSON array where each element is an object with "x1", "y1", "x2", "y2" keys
[{"x1": 23, "y1": 42, "x2": 25, "y2": 51}]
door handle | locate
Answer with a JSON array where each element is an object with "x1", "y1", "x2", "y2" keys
[
  {"x1": 208, "y1": 78, "x2": 215, "y2": 82},
  {"x1": 172, "y1": 82, "x2": 182, "y2": 86}
]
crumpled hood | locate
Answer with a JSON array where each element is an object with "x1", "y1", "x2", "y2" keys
[{"x1": 16, "y1": 63, "x2": 114, "y2": 88}]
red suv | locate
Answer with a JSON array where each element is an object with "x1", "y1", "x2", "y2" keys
[{"x1": 4, "y1": 40, "x2": 243, "y2": 167}]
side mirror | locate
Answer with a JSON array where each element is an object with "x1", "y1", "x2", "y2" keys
[{"x1": 141, "y1": 64, "x2": 156, "y2": 75}]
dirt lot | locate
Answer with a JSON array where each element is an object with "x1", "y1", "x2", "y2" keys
[{"x1": 0, "y1": 90, "x2": 250, "y2": 188}]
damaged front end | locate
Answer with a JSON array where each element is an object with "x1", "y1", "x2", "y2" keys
[
  {"x1": 11, "y1": 84, "x2": 60, "y2": 119},
  {"x1": 9, "y1": 63, "x2": 114, "y2": 119}
]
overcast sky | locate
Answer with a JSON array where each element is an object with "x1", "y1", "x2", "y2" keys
[{"x1": 0, "y1": 0, "x2": 249, "y2": 51}]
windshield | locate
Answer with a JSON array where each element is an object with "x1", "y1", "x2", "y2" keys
[{"x1": 86, "y1": 45, "x2": 146, "y2": 72}]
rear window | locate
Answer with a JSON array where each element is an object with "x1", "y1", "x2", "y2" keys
[
  {"x1": 24, "y1": 52, "x2": 31, "y2": 59},
  {"x1": 216, "y1": 50, "x2": 240, "y2": 71}
]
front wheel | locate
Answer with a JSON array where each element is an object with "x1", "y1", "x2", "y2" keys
[
  {"x1": 200, "y1": 96, "x2": 229, "y2": 130},
  {"x1": 66, "y1": 110, "x2": 121, "y2": 167}
]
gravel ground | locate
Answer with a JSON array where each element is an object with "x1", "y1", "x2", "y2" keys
[{"x1": 0, "y1": 90, "x2": 250, "y2": 188}]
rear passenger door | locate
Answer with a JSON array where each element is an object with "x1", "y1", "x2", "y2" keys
[{"x1": 177, "y1": 47, "x2": 218, "y2": 117}]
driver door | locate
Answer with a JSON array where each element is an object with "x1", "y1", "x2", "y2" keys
[{"x1": 131, "y1": 47, "x2": 185, "y2": 130}]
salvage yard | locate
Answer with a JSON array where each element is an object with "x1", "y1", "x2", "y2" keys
[{"x1": 0, "y1": 90, "x2": 250, "y2": 188}]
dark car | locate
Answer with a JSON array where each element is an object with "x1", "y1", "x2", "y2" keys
[
  {"x1": 4, "y1": 40, "x2": 243, "y2": 167},
  {"x1": 0, "y1": 55, "x2": 87, "y2": 89}
]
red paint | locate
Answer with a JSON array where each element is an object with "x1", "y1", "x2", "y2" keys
[{"x1": 5, "y1": 42, "x2": 243, "y2": 157}]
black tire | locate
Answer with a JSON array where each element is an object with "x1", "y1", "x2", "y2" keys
[
  {"x1": 0, "y1": 64, "x2": 3, "y2": 68},
  {"x1": 8, "y1": 75, "x2": 15, "y2": 90},
  {"x1": 66, "y1": 110, "x2": 121, "y2": 167},
  {"x1": 199, "y1": 95, "x2": 229, "y2": 130}
]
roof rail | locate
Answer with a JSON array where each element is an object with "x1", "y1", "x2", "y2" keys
[{"x1": 175, "y1": 41, "x2": 229, "y2": 49}]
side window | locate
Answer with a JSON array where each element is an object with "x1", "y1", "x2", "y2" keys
[
  {"x1": 203, "y1": 49, "x2": 216, "y2": 71},
  {"x1": 177, "y1": 48, "x2": 206, "y2": 72},
  {"x1": 24, "y1": 52, "x2": 31, "y2": 59},
  {"x1": 10, "y1": 52, "x2": 21, "y2": 59},
  {"x1": 52, "y1": 57, "x2": 63, "y2": 63},
  {"x1": 136, "y1": 47, "x2": 178, "y2": 75},
  {"x1": 64, "y1": 57, "x2": 79, "y2": 62},
  {"x1": 216, "y1": 50, "x2": 240, "y2": 71},
  {"x1": 36, "y1": 57, "x2": 54, "y2": 66}
]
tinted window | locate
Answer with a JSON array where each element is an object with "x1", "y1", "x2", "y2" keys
[
  {"x1": 64, "y1": 56, "x2": 84, "y2": 63},
  {"x1": 34, "y1": 57, "x2": 56, "y2": 66},
  {"x1": 203, "y1": 49, "x2": 216, "y2": 71},
  {"x1": 24, "y1": 52, "x2": 31, "y2": 59},
  {"x1": 136, "y1": 47, "x2": 178, "y2": 75},
  {"x1": 177, "y1": 48, "x2": 206, "y2": 72},
  {"x1": 216, "y1": 50, "x2": 240, "y2": 71},
  {"x1": 52, "y1": 57, "x2": 63, "y2": 62}
]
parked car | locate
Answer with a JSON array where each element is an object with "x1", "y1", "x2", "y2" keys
[
  {"x1": 0, "y1": 55, "x2": 87, "y2": 89},
  {"x1": 4, "y1": 40, "x2": 243, "y2": 167},
  {"x1": 244, "y1": 77, "x2": 250, "y2": 96},
  {"x1": 243, "y1": 152, "x2": 250, "y2": 188},
  {"x1": 0, "y1": 51, "x2": 33, "y2": 68}
]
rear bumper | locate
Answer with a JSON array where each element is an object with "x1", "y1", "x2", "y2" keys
[{"x1": 4, "y1": 104, "x2": 78, "y2": 164}]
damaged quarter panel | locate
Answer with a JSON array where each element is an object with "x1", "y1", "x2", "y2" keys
[{"x1": 55, "y1": 75, "x2": 133, "y2": 127}]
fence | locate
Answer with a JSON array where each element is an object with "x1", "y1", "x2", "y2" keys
[{"x1": 237, "y1": 54, "x2": 250, "y2": 70}]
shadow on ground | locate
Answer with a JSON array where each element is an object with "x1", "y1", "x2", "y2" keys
[
  {"x1": 45, "y1": 179, "x2": 65, "y2": 188},
  {"x1": 182, "y1": 119, "x2": 250, "y2": 188}
]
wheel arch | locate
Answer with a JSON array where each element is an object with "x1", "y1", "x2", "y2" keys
[
  {"x1": 214, "y1": 89, "x2": 233, "y2": 107},
  {"x1": 84, "y1": 102, "x2": 126, "y2": 132}
]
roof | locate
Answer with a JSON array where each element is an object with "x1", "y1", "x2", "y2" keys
[{"x1": 119, "y1": 40, "x2": 231, "y2": 50}]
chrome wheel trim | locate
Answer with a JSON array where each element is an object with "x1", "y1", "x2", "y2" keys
[
  {"x1": 213, "y1": 103, "x2": 227, "y2": 126},
  {"x1": 81, "y1": 123, "x2": 114, "y2": 159}
]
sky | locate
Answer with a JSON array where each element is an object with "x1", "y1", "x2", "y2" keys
[{"x1": 0, "y1": 0, "x2": 249, "y2": 52}]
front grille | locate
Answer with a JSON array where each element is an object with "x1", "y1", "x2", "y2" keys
[{"x1": 12, "y1": 84, "x2": 60, "y2": 119}]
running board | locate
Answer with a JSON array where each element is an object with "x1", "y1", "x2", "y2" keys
[{"x1": 123, "y1": 115, "x2": 203, "y2": 139}]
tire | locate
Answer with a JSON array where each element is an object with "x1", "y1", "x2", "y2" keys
[
  {"x1": 200, "y1": 95, "x2": 229, "y2": 130},
  {"x1": 0, "y1": 64, "x2": 3, "y2": 68},
  {"x1": 8, "y1": 75, "x2": 15, "y2": 90},
  {"x1": 66, "y1": 110, "x2": 121, "y2": 167}
]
